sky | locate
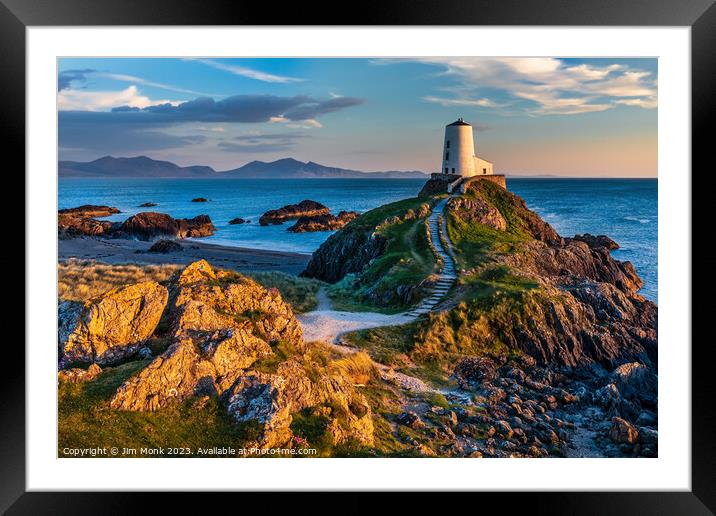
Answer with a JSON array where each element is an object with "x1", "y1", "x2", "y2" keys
[{"x1": 58, "y1": 57, "x2": 657, "y2": 177}]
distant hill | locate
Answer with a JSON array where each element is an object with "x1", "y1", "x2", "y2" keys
[
  {"x1": 59, "y1": 156, "x2": 216, "y2": 178},
  {"x1": 59, "y1": 156, "x2": 428, "y2": 179}
]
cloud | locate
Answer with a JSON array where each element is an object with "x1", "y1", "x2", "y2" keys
[
  {"x1": 217, "y1": 132, "x2": 310, "y2": 153},
  {"x1": 423, "y1": 96, "x2": 502, "y2": 108},
  {"x1": 189, "y1": 58, "x2": 304, "y2": 83},
  {"x1": 62, "y1": 93, "x2": 364, "y2": 123},
  {"x1": 614, "y1": 97, "x2": 658, "y2": 109},
  {"x1": 57, "y1": 85, "x2": 179, "y2": 111},
  {"x1": 96, "y1": 73, "x2": 213, "y2": 96},
  {"x1": 58, "y1": 69, "x2": 96, "y2": 91},
  {"x1": 412, "y1": 57, "x2": 657, "y2": 115}
]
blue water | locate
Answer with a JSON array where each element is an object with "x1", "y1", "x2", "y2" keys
[{"x1": 58, "y1": 177, "x2": 657, "y2": 301}]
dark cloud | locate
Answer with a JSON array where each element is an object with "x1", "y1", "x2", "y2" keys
[
  {"x1": 58, "y1": 69, "x2": 96, "y2": 91},
  {"x1": 59, "y1": 93, "x2": 362, "y2": 158},
  {"x1": 94, "y1": 94, "x2": 365, "y2": 123}
]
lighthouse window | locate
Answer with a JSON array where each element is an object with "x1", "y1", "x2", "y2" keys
[
  {"x1": 483, "y1": 168, "x2": 487, "y2": 174},
  {"x1": 445, "y1": 152, "x2": 449, "y2": 160},
  {"x1": 446, "y1": 140, "x2": 450, "y2": 148},
  {"x1": 451, "y1": 168, "x2": 455, "y2": 173},
  {"x1": 444, "y1": 167, "x2": 448, "y2": 174}
]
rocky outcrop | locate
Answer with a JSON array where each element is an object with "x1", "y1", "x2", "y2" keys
[
  {"x1": 301, "y1": 201, "x2": 431, "y2": 284},
  {"x1": 110, "y1": 260, "x2": 302, "y2": 411},
  {"x1": 225, "y1": 359, "x2": 374, "y2": 449},
  {"x1": 287, "y1": 211, "x2": 359, "y2": 232},
  {"x1": 104, "y1": 259, "x2": 373, "y2": 449},
  {"x1": 117, "y1": 212, "x2": 216, "y2": 240},
  {"x1": 570, "y1": 233, "x2": 619, "y2": 250},
  {"x1": 59, "y1": 205, "x2": 120, "y2": 218},
  {"x1": 229, "y1": 217, "x2": 247, "y2": 225},
  {"x1": 191, "y1": 197, "x2": 209, "y2": 202},
  {"x1": 58, "y1": 214, "x2": 114, "y2": 237},
  {"x1": 58, "y1": 281, "x2": 168, "y2": 367},
  {"x1": 259, "y1": 200, "x2": 329, "y2": 226},
  {"x1": 300, "y1": 227, "x2": 387, "y2": 283},
  {"x1": 58, "y1": 205, "x2": 120, "y2": 237},
  {"x1": 447, "y1": 196, "x2": 506, "y2": 231},
  {"x1": 139, "y1": 202, "x2": 158, "y2": 207},
  {"x1": 148, "y1": 239, "x2": 183, "y2": 253}
]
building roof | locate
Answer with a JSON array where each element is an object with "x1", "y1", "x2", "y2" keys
[{"x1": 447, "y1": 117, "x2": 471, "y2": 126}]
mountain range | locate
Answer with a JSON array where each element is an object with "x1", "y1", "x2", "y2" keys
[{"x1": 59, "y1": 156, "x2": 429, "y2": 179}]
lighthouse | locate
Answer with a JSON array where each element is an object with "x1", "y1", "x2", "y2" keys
[{"x1": 441, "y1": 118, "x2": 493, "y2": 177}]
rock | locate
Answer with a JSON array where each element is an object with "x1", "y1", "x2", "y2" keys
[
  {"x1": 228, "y1": 217, "x2": 246, "y2": 225},
  {"x1": 571, "y1": 233, "x2": 619, "y2": 250},
  {"x1": 225, "y1": 360, "x2": 373, "y2": 449},
  {"x1": 118, "y1": 212, "x2": 215, "y2": 240},
  {"x1": 495, "y1": 420, "x2": 514, "y2": 439},
  {"x1": 58, "y1": 214, "x2": 114, "y2": 237},
  {"x1": 638, "y1": 426, "x2": 658, "y2": 447},
  {"x1": 447, "y1": 196, "x2": 507, "y2": 231},
  {"x1": 139, "y1": 202, "x2": 158, "y2": 207},
  {"x1": 397, "y1": 411, "x2": 424, "y2": 429},
  {"x1": 611, "y1": 362, "x2": 657, "y2": 406},
  {"x1": 58, "y1": 363, "x2": 102, "y2": 383},
  {"x1": 287, "y1": 211, "x2": 359, "y2": 233},
  {"x1": 453, "y1": 357, "x2": 498, "y2": 388},
  {"x1": 58, "y1": 205, "x2": 120, "y2": 218},
  {"x1": 148, "y1": 239, "x2": 183, "y2": 253},
  {"x1": 191, "y1": 197, "x2": 209, "y2": 202},
  {"x1": 110, "y1": 330, "x2": 274, "y2": 411},
  {"x1": 110, "y1": 260, "x2": 303, "y2": 412},
  {"x1": 259, "y1": 200, "x2": 329, "y2": 226},
  {"x1": 58, "y1": 281, "x2": 168, "y2": 367},
  {"x1": 635, "y1": 410, "x2": 657, "y2": 426},
  {"x1": 609, "y1": 417, "x2": 639, "y2": 444}
]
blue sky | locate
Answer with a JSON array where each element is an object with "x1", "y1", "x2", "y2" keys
[{"x1": 58, "y1": 57, "x2": 657, "y2": 176}]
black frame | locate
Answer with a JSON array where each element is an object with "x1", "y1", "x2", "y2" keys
[{"x1": 3, "y1": 0, "x2": 713, "y2": 512}]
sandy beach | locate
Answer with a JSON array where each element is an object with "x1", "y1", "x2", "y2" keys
[{"x1": 59, "y1": 237, "x2": 311, "y2": 275}]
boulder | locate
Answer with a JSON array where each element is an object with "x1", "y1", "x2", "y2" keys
[
  {"x1": 229, "y1": 217, "x2": 246, "y2": 225},
  {"x1": 139, "y1": 202, "x2": 158, "y2": 207},
  {"x1": 118, "y1": 212, "x2": 215, "y2": 240},
  {"x1": 259, "y1": 200, "x2": 329, "y2": 226},
  {"x1": 609, "y1": 417, "x2": 639, "y2": 444},
  {"x1": 58, "y1": 281, "x2": 168, "y2": 367},
  {"x1": 397, "y1": 411, "x2": 424, "y2": 429},
  {"x1": 148, "y1": 239, "x2": 183, "y2": 253},
  {"x1": 610, "y1": 362, "x2": 657, "y2": 406},
  {"x1": 287, "y1": 211, "x2": 359, "y2": 232},
  {"x1": 191, "y1": 197, "x2": 209, "y2": 202}
]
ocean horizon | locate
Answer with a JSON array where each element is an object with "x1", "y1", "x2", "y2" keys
[{"x1": 59, "y1": 176, "x2": 657, "y2": 301}]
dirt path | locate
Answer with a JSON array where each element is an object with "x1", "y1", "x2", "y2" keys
[{"x1": 297, "y1": 289, "x2": 414, "y2": 344}]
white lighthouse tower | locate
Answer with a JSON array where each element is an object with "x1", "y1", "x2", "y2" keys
[{"x1": 441, "y1": 118, "x2": 493, "y2": 177}]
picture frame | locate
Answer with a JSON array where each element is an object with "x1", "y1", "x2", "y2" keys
[{"x1": 4, "y1": 0, "x2": 713, "y2": 511}]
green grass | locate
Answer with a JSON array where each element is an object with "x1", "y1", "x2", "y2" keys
[
  {"x1": 343, "y1": 323, "x2": 418, "y2": 367},
  {"x1": 58, "y1": 360, "x2": 259, "y2": 457}
]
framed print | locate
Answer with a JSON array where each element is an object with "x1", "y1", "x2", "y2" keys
[{"x1": 4, "y1": 0, "x2": 715, "y2": 512}]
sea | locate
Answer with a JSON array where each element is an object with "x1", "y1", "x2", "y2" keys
[{"x1": 58, "y1": 177, "x2": 657, "y2": 302}]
